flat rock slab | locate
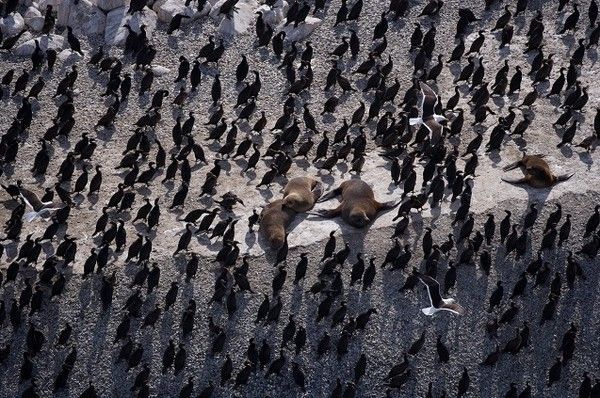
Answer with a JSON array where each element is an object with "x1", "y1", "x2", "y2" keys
[
  {"x1": 14, "y1": 33, "x2": 65, "y2": 56},
  {"x1": 277, "y1": 16, "x2": 321, "y2": 42},
  {"x1": 58, "y1": 47, "x2": 84, "y2": 61}
]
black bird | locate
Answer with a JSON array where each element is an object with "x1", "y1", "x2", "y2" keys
[
  {"x1": 436, "y1": 335, "x2": 449, "y2": 363},
  {"x1": 168, "y1": 13, "x2": 190, "y2": 34},
  {"x1": 560, "y1": 4, "x2": 580, "y2": 34},
  {"x1": 66, "y1": 26, "x2": 84, "y2": 56},
  {"x1": 584, "y1": 205, "x2": 600, "y2": 237},
  {"x1": 548, "y1": 357, "x2": 562, "y2": 385}
]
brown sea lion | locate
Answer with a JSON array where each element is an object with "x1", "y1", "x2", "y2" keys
[
  {"x1": 282, "y1": 177, "x2": 323, "y2": 212},
  {"x1": 310, "y1": 179, "x2": 400, "y2": 228},
  {"x1": 259, "y1": 199, "x2": 297, "y2": 249},
  {"x1": 502, "y1": 154, "x2": 573, "y2": 188}
]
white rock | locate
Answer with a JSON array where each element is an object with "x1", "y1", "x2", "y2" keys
[
  {"x1": 24, "y1": 6, "x2": 44, "y2": 31},
  {"x1": 208, "y1": 0, "x2": 225, "y2": 19},
  {"x1": 128, "y1": 7, "x2": 157, "y2": 33},
  {"x1": 157, "y1": 0, "x2": 196, "y2": 23},
  {"x1": 0, "y1": 12, "x2": 25, "y2": 37},
  {"x1": 105, "y1": 6, "x2": 157, "y2": 46},
  {"x1": 278, "y1": 16, "x2": 321, "y2": 42},
  {"x1": 83, "y1": 7, "x2": 107, "y2": 35},
  {"x1": 151, "y1": 65, "x2": 170, "y2": 76},
  {"x1": 256, "y1": 0, "x2": 287, "y2": 27},
  {"x1": 58, "y1": 48, "x2": 83, "y2": 61},
  {"x1": 104, "y1": 6, "x2": 127, "y2": 44},
  {"x1": 68, "y1": 0, "x2": 106, "y2": 35},
  {"x1": 198, "y1": 1, "x2": 211, "y2": 16},
  {"x1": 35, "y1": 0, "x2": 62, "y2": 8},
  {"x1": 96, "y1": 0, "x2": 129, "y2": 11},
  {"x1": 215, "y1": 0, "x2": 258, "y2": 35},
  {"x1": 14, "y1": 33, "x2": 66, "y2": 56},
  {"x1": 55, "y1": 0, "x2": 71, "y2": 26},
  {"x1": 151, "y1": 0, "x2": 167, "y2": 13}
]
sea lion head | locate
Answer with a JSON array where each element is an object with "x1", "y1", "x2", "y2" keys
[
  {"x1": 282, "y1": 192, "x2": 304, "y2": 212},
  {"x1": 348, "y1": 209, "x2": 370, "y2": 228}
]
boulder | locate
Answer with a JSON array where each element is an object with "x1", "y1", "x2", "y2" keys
[
  {"x1": 24, "y1": 6, "x2": 44, "y2": 31},
  {"x1": 14, "y1": 33, "x2": 66, "y2": 56},
  {"x1": 0, "y1": 12, "x2": 25, "y2": 37},
  {"x1": 35, "y1": 0, "x2": 62, "y2": 8},
  {"x1": 150, "y1": 0, "x2": 167, "y2": 13},
  {"x1": 198, "y1": 1, "x2": 212, "y2": 16},
  {"x1": 96, "y1": 0, "x2": 129, "y2": 11},
  {"x1": 151, "y1": 65, "x2": 170, "y2": 76},
  {"x1": 208, "y1": 0, "x2": 225, "y2": 19},
  {"x1": 104, "y1": 6, "x2": 157, "y2": 46},
  {"x1": 58, "y1": 48, "x2": 83, "y2": 61},
  {"x1": 68, "y1": 0, "x2": 106, "y2": 35},
  {"x1": 55, "y1": 0, "x2": 71, "y2": 26},
  {"x1": 256, "y1": 0, "x2": 287, "y2": 27},
  {"x1": 104, "y1": 6, "x2": 128, "y2": 45},
  {"x1": 213, "y1": 0, "x2": 258, "y2": 35},
  {"x1": 278, "y1": 16, "x2": 321, "y2": 42},
  {"x1": 127, "y1": 7, "x2": 157, "y2": 36},
  {"x1": 156, "y1": 0, "x2": 196, "y2": 23}
]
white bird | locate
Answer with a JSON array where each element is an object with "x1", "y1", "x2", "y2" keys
[
  {"x1": 416, "y1": 272, "x2": 465, "y2": 316},
  {"x1": 409, "y1": 81, "x2": 448, "y2": 146},
  {"x1": 19, "y1": 187, "x2": 62, "y2": 222}
]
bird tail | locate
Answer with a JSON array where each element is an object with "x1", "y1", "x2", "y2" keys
[
  {"x1": 409, "y1": 117, "x2": 423, "y2": 126},
  {"x1": 421, "y1": 307, "x2": 437, "y2": 316},
  {"x1": 23, "y1": 211, "x2": 40, "y2": 222}
]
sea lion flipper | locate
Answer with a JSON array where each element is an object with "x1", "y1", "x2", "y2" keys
[
  {"x1": 501, "y1": 177, "x2": 527, "y2": 185},
  {"x1": 312, "y1": 181, "x2": 324, "y2": 203},
  {"x1": 502, "y1": 160, "x2": 521, "y2": 172},
  {"x1": 317, "y1": 187, "x2": 342, "y2": 203},
  {"x1": 556, "y1": 173, "x2": 574, "y2": 183},
  {"x1": 306, "y1": 207, "x2": 341, "y2": 219},
  {"x1": 378, "y1": 200, "x2": 402, "y2": 211}
]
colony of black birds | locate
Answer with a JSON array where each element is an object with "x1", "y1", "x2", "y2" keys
[{"x1": 0, "y1": 0, "x2": 600, "y2": 396}]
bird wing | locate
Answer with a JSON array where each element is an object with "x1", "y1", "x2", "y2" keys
[
  {"x1": 416, "y1": 272, "x2": 443, "y2": 307},
  {"x1": 419, "y1": 81, "x2": 438, "y2": 119},
  {"x1": 441, "y1": 302, "x2": 465, "y2": 315},
  {"x1": 423, "y1": 118, "x2": 443, "y2": 145},
  {"x1": 19, "y1": 188, "x2": 44, "y2": 211}
]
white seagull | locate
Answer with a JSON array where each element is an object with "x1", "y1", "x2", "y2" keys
[
  {"x1": 409, "y1": 81, "x2": 448, "y2": 146},
  {"x1": 19, "y1": 187, "x2": 62, "y2": 222},
  {"x1": 416, "y1": 272, "x2": 465, "y2": 316}
]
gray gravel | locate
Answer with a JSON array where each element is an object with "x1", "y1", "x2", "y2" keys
[{"x1": 1, "y1": 0, "x2": 600, "y2": 397}]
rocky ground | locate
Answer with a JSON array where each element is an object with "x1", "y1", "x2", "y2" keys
[{"x1": 0, "y1": 0, "x2": 599, "y2": 396}]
